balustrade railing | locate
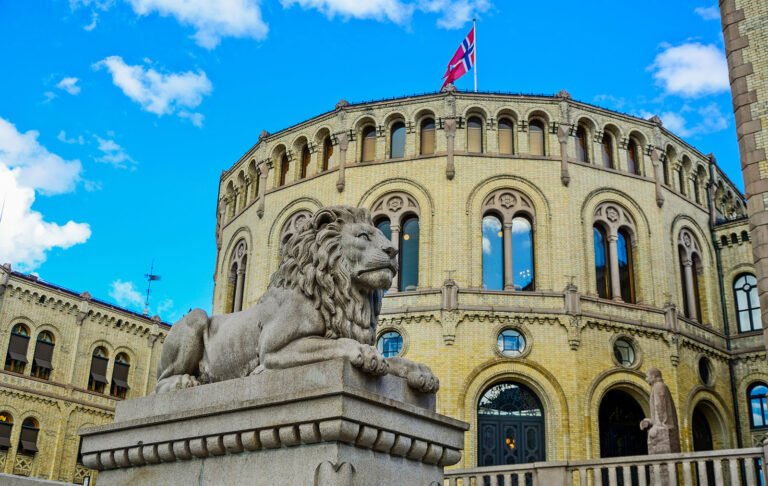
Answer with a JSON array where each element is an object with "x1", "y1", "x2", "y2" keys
[{"x1": 445, "y1": 447, "x2": 765, "y2": 486}]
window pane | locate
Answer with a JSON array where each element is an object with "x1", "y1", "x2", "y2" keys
[
  {"x1": 421, "y1": 119, "x2": 435, "y2": 155},
  {"x1": 390, "y1": 122, "x2": 405, "y2": 159},
  {"x1": 512, "y1": 217, "x2": 534, "y2": 291},
  {"x1": 322, "y1": 137, "x2": 333, "y2": 170},
  {"x1": 753, "y1": 309, "x2": 762, "y2": 330},
  {"x1": 576, "y1": 127, "x2": 588, "y2": 162},
  {"x1": 752, "y1": 398, "x2": 764, "y2": 427},
  {"x1": 300, "y1": 147, "x2": 310, "y2": 178},
  {"x1": 529, "y1": 122, "x2": 544, "y2": 156},
  {"x1": 680, "y1": 247, "x2": 690, "y2": 318},
  {"x1": 377, "y1": 331, "x2": 403, "y2": 358},
  {"x1": 594, "y1": 227, "x2": 609, "y2": 298},
  {"x1": 627, "y1": 141, "x2": 638, "y2": 174},
  {"x1": 740, "y1": 311, "x2": 752, "y2": 332},
  {"x1": 482, "y1": 215, "x2": 503, "y2": 291},
  {"x1": 602, "y1": 136, "x2": 613, "y2": 168},
  {"x1": 499, "y1": 119, "x2": 514, "y2": 155},
  {"x1": 399, "y1": 218, "x2": 419, "y2": 291},
  {"x1": 497, "y1": 330, "x2": 526, "y2": 356},
  {"x1": 618, "y1": 230, "x2": 634, "y2": 303},
  {"x1": 362, "y1": 127, "x2": 376, "y2": 162},
  {"x1": 468, "y1": 117, "x2": 483, "y2": 153},
  {"x1": 376, "y1": 219, "x2": 392, "y2": 241}
]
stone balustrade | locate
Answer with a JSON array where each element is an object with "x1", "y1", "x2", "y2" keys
[{"x1": 444, "y1": 446, "x2": 765, "y2": 485}]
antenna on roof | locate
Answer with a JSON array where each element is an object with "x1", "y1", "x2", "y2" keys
[{"x1": 143, "y1": 260, "x2": 161, "y2": 316}]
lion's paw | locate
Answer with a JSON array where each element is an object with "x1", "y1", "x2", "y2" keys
[
  {"x1": 352, "y1": 345, "x2": 389, "y2": 376},
  {"x1": 406, "y1": 364, "x2": 440, "y2": 393},
  {"x1": 176, "y1": 374, "x2": 201, "y2": 389}
]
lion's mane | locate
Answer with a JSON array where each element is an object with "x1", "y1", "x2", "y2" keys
[{"x1": 269, "y1": 206, "x2": 378, "y2": 345}]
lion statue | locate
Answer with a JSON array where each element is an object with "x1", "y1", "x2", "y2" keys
[{"x1": 155, "y1": 205, "x2": 439, "y2": 394}]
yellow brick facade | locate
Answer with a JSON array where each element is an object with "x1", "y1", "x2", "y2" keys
[
  {"x1": 213, "y1": 92, "x2": 768, "y2": 467},
  {"x1": 0, "y1": 265, "x2": 169, "y2": 483}
]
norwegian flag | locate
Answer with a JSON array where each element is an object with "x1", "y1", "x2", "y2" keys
[{"x1": 442, "y1": 26, "x2": 475, "y2": 89}]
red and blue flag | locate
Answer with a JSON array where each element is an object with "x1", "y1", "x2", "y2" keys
[{"x1": 442, "y1": 26, "x2": 475, "y2": 89}]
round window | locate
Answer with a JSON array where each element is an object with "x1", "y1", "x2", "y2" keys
[
  {"x1": 698, "y1": 357, "x2": 712, "y2": 385},
  {"x1": 497, "y1": 329, "x2": 526, "y2": 357},
  {"x1": 613, "y1": 338, "x2": 636, "y2": 367},
  {"x1": 376, "y1": 331, "x2": 403, "y2": 358}
]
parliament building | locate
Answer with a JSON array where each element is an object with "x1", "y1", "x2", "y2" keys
[{"x1": 213, "y1": 90, "x2": 768, "y2": 468}]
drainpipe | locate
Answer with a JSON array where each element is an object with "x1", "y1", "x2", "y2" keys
[{"x1": 709, "y1": 157, "x2": 743, "y2": 448}]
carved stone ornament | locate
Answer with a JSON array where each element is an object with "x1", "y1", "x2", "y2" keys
[
  {"x1": 155, "y1": 206, "x2": 439, "y2": 394},
  {"x1": 387, "y1": 196, "x2": 403, "y2": 212},
  {"x1": 606, "y1": 207, "x2": 619, "y2": 222},
  {"x1": 335, "y1": 99, "x2": 350, "y2": 110},
  {"x1": 258, "y1": 130, "x2": 270, "y2": 142},
  {"x1": 281, "y1": 210, "x2": 312, "y2": 244},
  {"x1": 482, "y1": 189, "x2": 534, "y2": 223},
  {"x1": 441, "y1": 83, "x2": 457, "y2": 94},
  {"x1": 683, "y1": 233, "x2": 692, "y2": 248},
  {"x1": 593, "y1": 202, "x2": 636, "y2": 240},
  {"x1": 371, "y1": 192, "x2": 420, "y2": 227},
  {"x1": 556, "y1": 89, "x2": 571, "y2": 99}
]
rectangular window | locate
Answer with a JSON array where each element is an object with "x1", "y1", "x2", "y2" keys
[
  {"x1": 420, "y1": 129, "x2": 435, "y2": 155},
  {"x1": 468, "y1": 128, "x2": 482, "y2": 153},
  {"x1": 111, "y1": 362, "x2": 130, "y2": 398},
  {"x1": 19, "y1": 426, "x2": 38, "y2": 454},
  {"x1": 0, "y1": 422, "x2": 11, "y2": 449},
  {"x1": 31, "y1": 341, "x2": 54, "y2": 380},
  {"x1": 89, "y1": 356, "x2": 109, "y2": 393}
]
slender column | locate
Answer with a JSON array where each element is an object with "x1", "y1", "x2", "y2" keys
[
  {"x1": 503, "y1": 222, "x2": 514, "y2": 290},
  {"x1": 336, "y1": 132, "x2": 349, "y2": 192},
  {"x1": 389, "y1": 225, "x2": 400, "y2": 292},
  {"x1": 233, "y1": 268, "x2": 245, "y2": 312},
  {"x1": 256, "y1": 162, "x2": 269, "y2": 219},
  {"x1": 444, "y1": 118, "x2": 456, "y2": 180},
  {"x1": 651, "y1": 148, "x2": 665, "y2": 207},
  {"x1": 557, "y1": 125, "x2": 570, "y2": 186},
  {"x1": 682, "y1": 259, "x2": 697, "y2": 321},
  {"x1": 608, "y1": 234, "x2": 622, "y2": 301}
]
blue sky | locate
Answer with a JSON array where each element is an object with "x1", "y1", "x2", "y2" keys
[{"x1": 0, "y1": 0, "x2": 737, "y2": 321}]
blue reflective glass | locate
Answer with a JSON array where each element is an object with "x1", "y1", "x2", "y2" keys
[
  {"x1": 399, "y1": 218, "x2": 419, "y2": 291},
  {"x1": 482, "y1": 215, "x2": 503, "y2": 290},
  {"x1": 594, "y1": 226, "x2": 609, "y2": 298},
  {"x1": 377, "y1": 332, "x2": 403, "y2": 358},
  {"x1": 512, "y1": 217, "x2": 534, "y2": 291},
  {"x1": 390, "y1": 123, "x2": 406, "y2": 158}
]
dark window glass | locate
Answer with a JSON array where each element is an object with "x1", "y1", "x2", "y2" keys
[
  {"x1": 693, "y1": 175, "x2": 702, "y2": 203},
  {"x1": 575, "y1": 126, "x2": 589, "y2": 162},
  {"x1": 482, "y1": 215, "x2": 503, "y2": 291},
  {"x1": 376, "y1": 219, "x2": 392, "y2": 241},
  {"x1": 362, "y1": 126, "x2": 376, "y2": 162},
  {"x1": 749, "y1": 384, "x2": 768, "y2": 428},
  {"x1": 678, "y1": 169, "x2": 687, "y2": 195},
  {"x1": 512, "y1": 216, "x2": 534, "y2": 291},
  {"x1": 529, "y1": 121, "x2": 545, "y2": 156},
  {"x1": 698, "y1": 357, "x2": 711, "y2": 385},
  {"x1": 692, "y1": 255, "x2": 703, "y2": 321},
  {"x1": 735, "y1": 274, "x2": 762, "y2": 332},
  {"x1": 594, "y1": 226, "x2": 610, "y2": 299},
  {"x1": 0, "y1": 414, "x2": 12, "y2": 450},
  {"x1": 602, "y1": 134, "x2": 614, "y2": 168},
  {"x1": 467, "y1": 116, "x2": 483, "y2": 153},
  {"x1": 627, "y1": 140, "x2": 639, "y2": 175},
  {"x1": 279, "y1": 154, "x2": 289, "y2": 186},
  {"x1": 31, "y1": 332, "x2": 54, "y2": 380},
  {"x1": 420, "y1": 118, "x2": 435, "y2": 155},
  {"x1": 390, "y1": 122, "x2": 406, "y2": 159},
  {"x1": 478, "y1": 382, "x2": 543, "y2": 417},
  {"x1": 662, "y1": 160, "x2": 670, "y2": 186},
  {"x1": 399, "y1": 217, "x2": 419, "y2": 291},
  {"x1": 19, "y1": 418, "x2": 38, "y2": 455},
  {"x1": 88, "y1": 348, "x2": 109, "y2": 394},
  {"x1": 679, "y1": 247, "x2": 691, "y2": 318},
  {"x1": 322, "y1": 136, "x2": 333, "y2": 171},
  {"x1": 376, "y1": 331, "x2": 403, "y2": 358},
  {"x1": 617, "y1": 229, "x2": 634, "y2": 303},
  {"x1": 498, "y1": 118, "x2": 514, "y2": 155},
  {"x1": 5, "y1": 324, "x2": 29, "y2": 374},
  {"x1": 300, "y1": 146, "x2": 310, "y2": 179},
  {"x1": 613, "y1": 339, "x2": 635, "y2": 366},
  {"x1": 742, "y1": 230, "x2": 750, "y2": 242},
  {"x1": 110, "y1": 354, "x2": 130, "y2": 398}
]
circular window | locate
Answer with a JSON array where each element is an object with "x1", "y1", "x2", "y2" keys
[
  {"x1": 497, "y1": 329, "x2": 526, "y2": 357},
  {"x1": 613, "y1": 339, "x2": 636, "y2": 367},
  {"x1": 376, "y1": 331, "x2": 403, "y2": 358},
  {"x1": 698, "y1": 357, "x2": 713, "y2": 385}
]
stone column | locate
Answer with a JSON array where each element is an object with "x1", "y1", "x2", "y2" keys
[
  {"x1": 557, "y1": 124, "x2": 570, "y2": 186},
  {"x1": 651, "y1": 147, "x2": 665, "y2": 207},
  {"x1": 682, "y1": 259, "x2": 697, "y2": 321},
  {"x1": 608, "y1": 234, "x2": 622, "y2": 301},
  {"x1": 233, "y1": 268, "x2": 245, "y2": 312},
  {"x1": 336, "y1": 132, "x2": 349, "y2": 192},
  {"x1": 503, "y1": 222, "x2": 514, "y2": 290},
  {"x1": 256, "y1": 162, "x2": 269, "y2": 219},
  {"x1": 444, "y1": 118, "x2": 456, "y2": 180},
  {"x1": 389, "y1": 225, "x2": 400, "y2": 292}
]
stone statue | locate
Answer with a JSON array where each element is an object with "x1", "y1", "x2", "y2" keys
[
  {"x1": 155, "y1": 206, "x2": 439, "y2": 394},
  {"x1": 640, "y1": 368, "x2": 681, "y2": 454}
]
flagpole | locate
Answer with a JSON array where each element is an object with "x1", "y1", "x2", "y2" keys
[{"x1": 473, "y1": 17, "x2": 478, "y2": 92}]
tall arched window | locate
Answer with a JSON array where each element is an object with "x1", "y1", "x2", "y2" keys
[
  {"x1": 31, "y1": 331, "x2": 54, "y2": 380},
  {"x1": 390, "y1": 121, "x2": 406, "y2": 159},
  {"x1": 18, "y1": 418, "x2": 39, "y2": 455},
  {"x1": 420, "y1": 118, "x2": 435, "y2": 155},
  {"x1": 467, "y1": 116, "x2": 483, "y2": 153},
  {"x1": 279, "y1": 153, "x2": 289, "y2": 186},
  {"x1": 5, "y1": 323, "x2": 30, "y2": 374},
  {"x1": 300, "y1": 145, "x2": 311, "y2": 179},
  {"x1": 225, "y1": 240, "x2": 248, "y2": 313},
  {"x1": 677, "y1": 169, "x2": 687, "y2": 196},
  {"x1": 361, "y1": 125, "x2": 377, "y2": 162},
  {"x1": 662, "y1": 158, "x2": 670, "y2": 186},
  {"x1": 498, "y1": 118, "x2": 514, "y2": 155},
  {"x1": 88, "y1": 347, "x2": 109, "y2": 394},
  {"x1": 529, "y1": 120, "x2": 545, "y2": 156},
  {"x1": 322, "y1": 135, "x2": 333, "y2": 171},
  {"x1": 679, "y1": 229, "x2": 704, "y2": 321},
  {"x1": 575, "y1": 125, "x2": 589, "y2": 162},
  {"x1": 627, "y1": 139, "x2": 640, "y2": 175},
  {"x1": 110, "y1": 353, "x2": 130, "y2": 399},
  {"x1": 734, "y1": 273, "x2": 761, "y2": 332},
  {"x1": 749, "y1": 383, "x2": 768, "y2": 429},
  {"x1": 601, "y1": 132, "x2": 615, "y2": 169},
  {"x1": 481, "y1": 189, "x2": 536, "y2": 291},
  {"x1": 693, "y1": 173, "x2": 702, "y2": 204},
  {"x1": 371, "y1": 193, "x2": 421, "y2": 292},
  {"x1": 0, "y1": 413, "x2": 12, "y2": 451},
  {"x1": 593, "y1": 203, "x2": 637, "y2": 302}
]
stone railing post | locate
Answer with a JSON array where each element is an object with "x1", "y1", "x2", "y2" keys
[
  {"x1": 444, "y1": 117, "x2": 457, "y2": 180},
  {"x1": 557, "y1": 124, "x2": 570, "y2": 186},
  {"x1": 336, "y1": 132, "x2": 349, "y2": 192},
  {"x1": 256, "y1": 161, "x2": 269, "y2": 219}
]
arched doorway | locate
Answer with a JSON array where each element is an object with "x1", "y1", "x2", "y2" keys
[
  {"x1": 477, "y1": 382, "x2": 545, "y2": 466},
  {"x1": 692, "y1": 406, "x2": 713, "y2": 451},
  {"x1": 599, "y1": 389, "x2": 648, "y2": 457}
]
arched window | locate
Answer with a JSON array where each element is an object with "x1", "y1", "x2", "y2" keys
[
  {"x1": 662, "y1": 158, "x2": 670, "y2": 186},
  {"x1": 300, "y1": 145, "x2": 311, "y2": 179},
  {"x1": 677, "y1": 168, "x2": 687, "y2": 196},
  {"x1": 110, "y1": 353, "x2": 130, "y2": 398},
  {"x1": 361, "y1": 125, "x2": 377, "y2": 162},
  {"x1": 617, "y1": 229, "x2": 634, "y2": 303},
  {"x1": 371, "y1": 193, "x2": 420, "y2": 292},
  {"x1": 482, "y1": 190, "x2": 536, "y2": 291},
  {"x1": 498, "y1": 118, "x2": 514, "y2": 155},
  {"x1": 731, "y1": 233, "x2": 738, "y2": 245},
  {"x1": 420, "y1": 118, "x2": 435, "y2": 155},
  {"x1": 18, "y1": 418, "x2": 39, "y2": 455},
  {"x1": 87, "y1": 347, "x2": 109, "y2": 394},
  {"x1": 400, "y1": 217, "x2": 420, "y2": 291},
  {"x1": 322, "y1": 135, "x2": 333, "y2": 171},
  {"x1": 627, "y1": 139, "x2": 640, "y2": 175},
  {"x1": 279, "y1": 153, "x2": 289, "y2": 186},
  {"x1": 390, "y1": 121, "x2": 406, "y2": 159},
  {"x1": 529, "y1": 120, "x2": 545, "y2": 156},
  {"x1": 734, "y1": 274, "x2": 761, "y2": 332},
  {"x1": 376, "y1": 218, "x2": 392, "y2": 241},
  {"x1": 601, "y1": 132, "x2": 615, "y2": 169},
  {"x1": 0, "y1": 413, "x2": 12, "y2": 450},
  {"x1": 467, "y1": 116, "x2": 483, "y2": 153},
  {"x1": 594, "y1": 225, "x2": 610, "y2": 299},
  {"x1": 721, "y1": 235, "x2": 729, "y2": 247},
  {"x1": 679, "y1": 230, "x2": 704, "y2": 321},
  {"x1": 742, "y1": 230, "x2": 750, "y2": 242},
  {"x1": 592, "y1": 203, "x2": 637, "y2": 303},
  {"x1": 575, "y1": 125, "x2": 589, "y2": 162},
  {"x1": 31, "y1": 331, "x2": 54, "y2": 380},
  {"x1": 5, "y1": 323, "x2": 30, "y2": 374},
  {"x1": 749, "y1": 383, "x2": 768, "y2": 428},
  {"x1": 225, "y1": 240, "x2": 248, "y2": 313},
  {"x1": 599, "y1": 390, "x2": 647, "y2": 457}
]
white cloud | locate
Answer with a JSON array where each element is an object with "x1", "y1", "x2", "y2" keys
[
  {"x1": 178, "y1": 110, "x2": 205, "y2": 128},
  {"x1": 418, "y1": 0, "x2": 490, "y2": 29},
  {"x1": 650, "y1": 42, "x2": 729, "y2": 97},
  {"x1": 127, "y1": 0, "x2": 268, "y2": 49},
  {"x1": 94, "y1": 56, "x2": 212, "y2": 124},
  {"x1": 644, "y1": 103, "x2": 730, "y2": 138},
  {"x1": 109, "y1": 279, "x2": 144, "y2": 309},
  {"x1": 57, "y1": 130, "x2": 85, "y2": 145},
  {"x1": 56, "y1": 77, "x2": 81, "y2": 95},
  {"x1": 95, "y1": 136, "x2": 137, "y2": 169},
  {"x1": 694, "y1": 6, "x2": 720, "y2": 20},
  {"x1": 43, "y1": 92, "x2": 56, "y2": 103},
  {"x1": 482, "y1": 236, "x2": 491, "y2": 254},
  {"x1": 0, "y1": 117, "x2": 90, "y2": 271}
]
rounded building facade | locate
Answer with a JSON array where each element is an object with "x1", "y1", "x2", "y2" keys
[{"x1": 213, "y1": 91, "x2": 768, "y2": 467}]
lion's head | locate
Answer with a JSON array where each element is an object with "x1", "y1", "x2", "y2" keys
[{"x1": 270, "y1": 206, "x2": 397, "y2": 345}]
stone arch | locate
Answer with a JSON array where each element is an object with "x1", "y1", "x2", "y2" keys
[
  {"x1": 219, "y1": 226, "x2": 253, "y2": 275},
  {"x1": 413, "y1": 108, "x2": 438, "y2": 155},
  {"x1": 370, "y1": 191, "x2": 422, "y2": 292},
  {"x1": 684, "y1": 388, "x2": 735, "y2": 450},
  {"x1": 280, "y1": 210, "x2": 313, "y2": 246},
  {"x1": 267, "y1": 197, "x2": 324, "y2": 277}
]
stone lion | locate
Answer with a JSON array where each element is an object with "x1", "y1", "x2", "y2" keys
[{"x1": 155, "y1": 205, "x2": 439, "y2": 394}]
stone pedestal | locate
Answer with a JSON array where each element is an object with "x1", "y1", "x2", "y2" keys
[{"x1": 80, "y1": 360, "x2": 468, "y2": 485}]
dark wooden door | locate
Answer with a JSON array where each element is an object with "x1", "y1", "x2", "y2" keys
[{"x1": 478, "y1": 415, "x2": 545, "y2": 466}]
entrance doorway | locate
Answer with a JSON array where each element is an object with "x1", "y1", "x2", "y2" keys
[{"x1": 599, "y1": 389, "x2": 648, "y2": 457}]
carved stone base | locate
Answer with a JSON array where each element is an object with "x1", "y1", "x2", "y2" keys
[{"x1": 80, "y1": 359, "x2": 468, "y2": 486}]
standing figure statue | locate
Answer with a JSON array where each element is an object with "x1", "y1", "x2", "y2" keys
[{"x1": 640, "y1": 368, "x2": 681, "y2": 454}]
